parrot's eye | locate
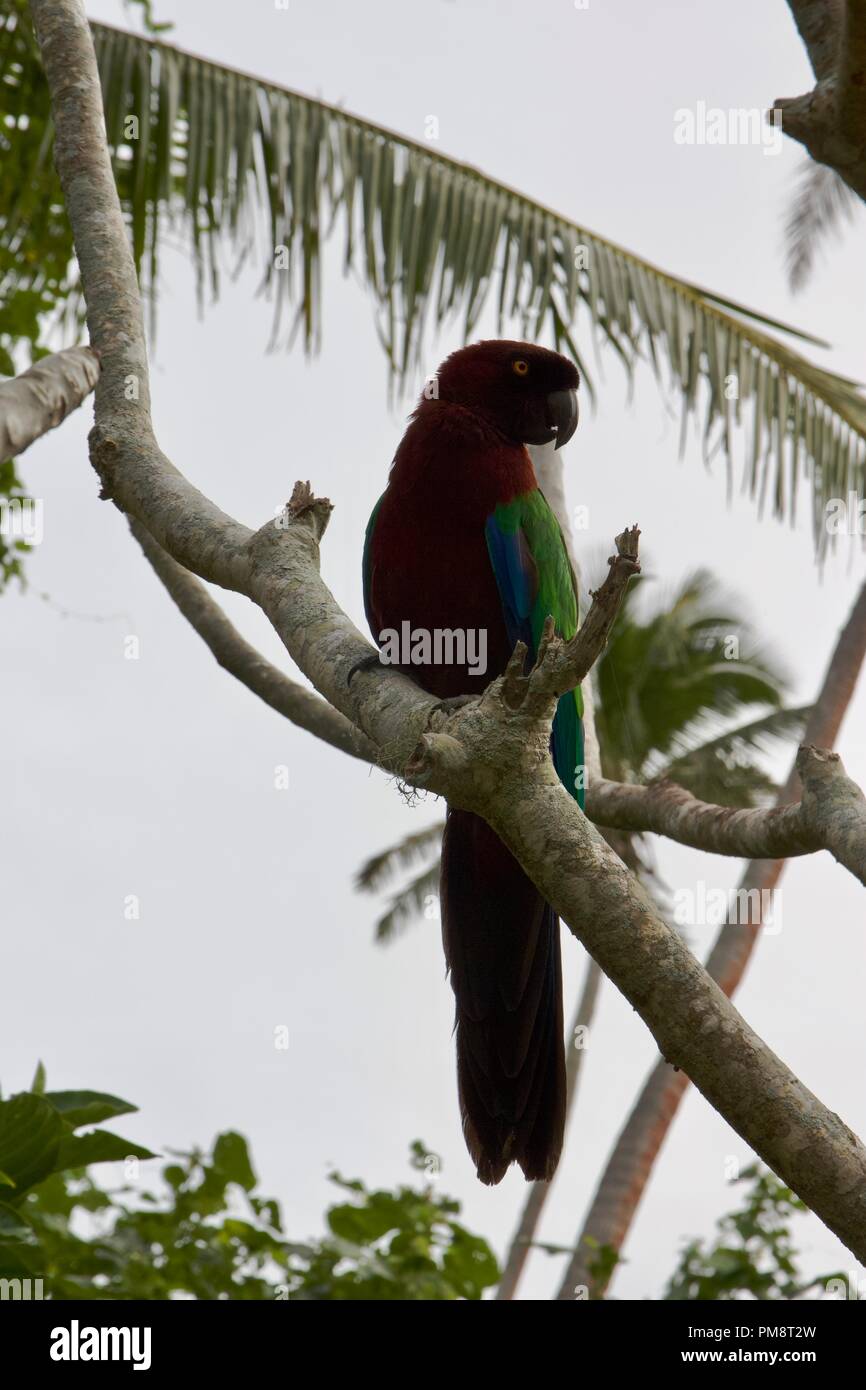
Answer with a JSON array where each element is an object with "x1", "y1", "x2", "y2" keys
[{"x1": 512, "y1": 358, "x2": 529, "y2": 376}]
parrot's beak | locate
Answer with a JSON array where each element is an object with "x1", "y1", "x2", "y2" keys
[{"x1": 546, "y1": 388, "x2": 579, "y2": 450}]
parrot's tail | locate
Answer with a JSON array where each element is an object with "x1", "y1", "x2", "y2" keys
[{"x1": 440, "y1": 806, "x2": 566, "y2": 1185}]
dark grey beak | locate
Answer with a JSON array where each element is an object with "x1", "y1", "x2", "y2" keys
[{"x1": 546, "y1": 388, "x2": 579, "y2": 450}]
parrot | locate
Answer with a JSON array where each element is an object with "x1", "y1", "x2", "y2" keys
[{"x1": 362, "y1": 339, "x2": 583, "y2": 1185}]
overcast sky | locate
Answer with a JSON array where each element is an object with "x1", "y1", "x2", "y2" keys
[{"x1": 5, "y1": 0, "x2": 866, "y2": 1299}]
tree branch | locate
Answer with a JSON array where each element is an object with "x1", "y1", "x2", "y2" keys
[
  {"x1": 0, "y1": 346, "x2": 99, "y2": 458},
  {"x1": 788, "y1": 0, "x2": 844, "y2": 81},
  {"x1": 777, "y1": 0, "x2": 866, "y2": 202},
  {"x1": 587, "y1": 746, "x2": 866, "y2": 884},
  {"x1": 120, "y1": 505, "x2": 866, "y2": 878},
  {"x1": 558, "y1": 577, "x2": 866, "y2": 1298},
  {"x1": 129, "y1": 516, "x2": 375, "y2": 763},
  {"x1": 31, "y1": 0, "x2": 866, "y2": 1266}
]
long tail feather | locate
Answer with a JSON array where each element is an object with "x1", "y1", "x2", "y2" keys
[{"x1": 440, "y1": 807, "x2": 566, "y2": 1184}]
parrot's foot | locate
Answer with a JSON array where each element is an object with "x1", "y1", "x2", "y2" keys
[{"x1": 346, "y1": 652, "x2": 382, "y2": 685}]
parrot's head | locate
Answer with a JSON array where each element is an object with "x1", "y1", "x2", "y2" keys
[{"x1": 430, "y1": 339, "x2": 579, "y2": 450}]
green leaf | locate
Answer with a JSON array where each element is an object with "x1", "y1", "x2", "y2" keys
[
  {"x1": 0, "y1": 1093, "x2": 63, "y2": 1194},
  {"x1": 442, "y1": 1226, "x2": 499, "y2": 1297},
  {"x1": 212, "y1": 1131, "x2": 256, "y2": 1191},
  {"x1": 55, "y1": 1130, "x2": 158, "y2": 1170},
  {"x1": 0, "y1": 1199, "x2": 32, "y2": 1236},
  {"x1": 163, "y1": 1164, "x2": 187, "y2": 1189},
  {"x1": 44, "y1": 1091, "x2": 138, "y2": 1130},
  {"x1": 327, "y1": 1199, "x2": 401, "y2": 1246}
]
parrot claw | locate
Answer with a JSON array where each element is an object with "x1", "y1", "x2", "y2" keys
[{"x1": 346, "y1": 652, "x2": 381, "y2": 685}]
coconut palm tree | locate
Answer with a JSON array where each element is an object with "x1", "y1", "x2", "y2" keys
[{"x1": 1, "y1": 0, "x2": 866, "y2": 565}]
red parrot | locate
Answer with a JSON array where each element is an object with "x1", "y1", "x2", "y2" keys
[{"x1": 363, "y1": 340, "x2": 582, "y2": 1184}]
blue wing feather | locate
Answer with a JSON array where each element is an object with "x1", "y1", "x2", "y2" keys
[
  {"x1": 484, "y1": 515, "x2": 536, "y2": 650},
  {"x1": 485, "y1": 503, "x2": 585, "y2": 810}
]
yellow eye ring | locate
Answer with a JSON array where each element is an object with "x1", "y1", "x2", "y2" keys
[{"x1": 512, "y1": 359, "x2": 529, "y2": 376}]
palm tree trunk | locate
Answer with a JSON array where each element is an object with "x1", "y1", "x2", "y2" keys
[
  {"x1": 555, "y1": 577, "x2": 866, "y2": 1300},
  {"x1": 496, "y1": 954, "x2": 603, "y2": 1299}
]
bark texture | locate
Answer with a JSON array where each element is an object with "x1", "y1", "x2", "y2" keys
[
  {"x1": 0, "y1": 346, "x2": 99, "y2": 458},
  {"x1": 777, "y1": 0, "x2": 866, "y2": 201}
]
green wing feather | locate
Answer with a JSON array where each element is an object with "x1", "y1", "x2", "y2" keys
[{"x1": 485, "y1": 491, "x2": 585, "y2": 808}]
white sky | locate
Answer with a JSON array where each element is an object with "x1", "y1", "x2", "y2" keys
[{"x1": 5, "y1": 0, "x2": 866, "y2": 1299}]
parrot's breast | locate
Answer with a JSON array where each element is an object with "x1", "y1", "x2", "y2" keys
[
  {"x1": 367, "y1": 495, "x2": 513, "y2": 698},
  {"x1": 365, "y1": 402, "x2": 539, "y2": 698}
]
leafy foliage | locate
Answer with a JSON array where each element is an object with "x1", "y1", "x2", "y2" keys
[
  {"x1": 0, "y1": 456, "x2": 32, "y2": 588},
  {"x1": 0, "y1": 1064, "x2": 157, "y2": 1285},
  {"x1": 0, "y1": 3, "x2": 84, "y2": 590},
  {"x1": 1, "y1": 0, "x2": 865, "y2": 556},
  {"x1": 594, "y1": 568, "x2": 807, "y2": 800},
  {"x1": 0, "y1": 1069, "x2": 497, "y2": 1300},
  {"x1": 663, "y1": 1163, "x2": 842, "y2": 1300},
  {"x1": 301, "y1": 1142, "x2": 498, "y2": 1300},
  {"x1": 0, "y1": 1070, "x2": 841, "y2": 1301}
]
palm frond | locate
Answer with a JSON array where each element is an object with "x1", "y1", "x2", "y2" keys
[
  {"x1": 660, "y1": 704, "x2": 812, "y2": 807},
  {"x1": 372, "y1": 862, "x2": 440, "y2": 945},
  {"x1": 2, "y1": 5, "x2": 865, "y2": 553},
  {"x1": 784, "y1": 159, "x2": 858, "y2": 294},
  {"x1": 355, "y1": 822, "x2": 444, "y2": 894},
  {"x1": 594, "y1": 568, "x2": 795, "y2": 778}
]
